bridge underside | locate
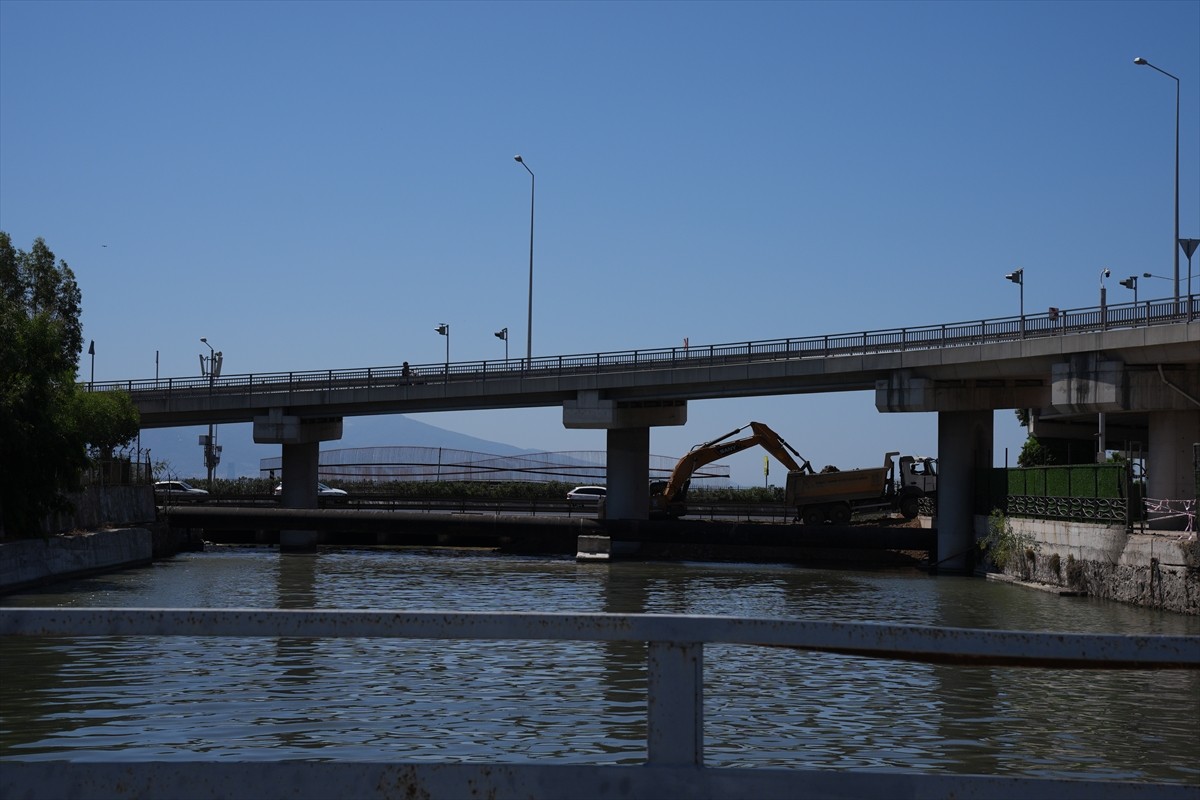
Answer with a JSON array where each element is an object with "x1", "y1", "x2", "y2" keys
[
  {"x1": 877, "y1": 359, "x2": 1200, "y2": 565},
  {"x1": 151, "y1": 324, "x2": 1196, "y2": 555}
]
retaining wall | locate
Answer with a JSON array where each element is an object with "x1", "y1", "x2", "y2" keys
[
  {"x1": 979, "y1": 515, "x2": 1199, "y2": 615},
  {"x1": 0, "y1": 528, "x2": 154, "y2": 594},
  {"x1": 44, "y1": 485, "x2": 156, "y2": 533}
]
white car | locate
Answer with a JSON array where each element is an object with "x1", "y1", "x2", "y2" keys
[
  {"x1": 153, "y1": 480, "x2": 209, "y2": 504},
  {"x1": 274, "y1": 482, "x2": 348, "y2": 500},
  {"x1": 566, "y1": 486, "x2": 607, "y2": 504}
]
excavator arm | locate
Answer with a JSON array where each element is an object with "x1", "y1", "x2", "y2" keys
[{"x1": 650, "y1": 422, "x2": 813, "y2": 517}]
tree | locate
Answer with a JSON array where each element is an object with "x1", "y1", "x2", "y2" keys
[
  {"x1": 0, "y1": 232, "x2": 124, "y2": 537},
  {"x1": 1017, "y1": 436, "x2": 1055, "y2": 467},
  {"x1": 74, "y1": 391, "x2": 141, "y2": 459}
]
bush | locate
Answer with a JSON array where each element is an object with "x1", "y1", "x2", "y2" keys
[{"x1": 979, "y1": 509, "x2": 1039, "y2": 578}]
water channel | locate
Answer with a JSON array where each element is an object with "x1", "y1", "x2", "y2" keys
[{"x1": 1, "y1": 546, "x2": 1197, "y2": 785}]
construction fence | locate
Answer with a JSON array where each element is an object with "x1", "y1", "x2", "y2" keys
[{"x1": 260, "y1": 446, "x2": 731, "y2": 488}]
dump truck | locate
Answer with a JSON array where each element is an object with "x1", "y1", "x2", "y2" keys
[{"x1": 785, "y1": 451, "x2": 937, "y2": 525}]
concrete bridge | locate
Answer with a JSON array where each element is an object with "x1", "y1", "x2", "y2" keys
[{"x1": 97, "y1": 299, "x2": 1200, "y2": 567}]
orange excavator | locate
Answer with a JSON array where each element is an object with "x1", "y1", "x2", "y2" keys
[{"x1": 649, "y1": 421, "x2": 814, "y2": 518}]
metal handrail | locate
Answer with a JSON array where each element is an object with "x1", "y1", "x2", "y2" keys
[
  {"x1": 2, "y1": 608, "x2": 1197, "y2": 800},
  {"x1": 88, "y1": 296, "x2": 1198, "y2": 400}
]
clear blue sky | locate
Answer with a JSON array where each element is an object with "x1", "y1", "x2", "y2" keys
[{"x1": 2, "y1": 0, "x2": 1197, "y2": 485}]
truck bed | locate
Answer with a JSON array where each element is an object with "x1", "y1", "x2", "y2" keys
[{"x1": 785, "y1": 467, "x2": 889, "y2": 505}]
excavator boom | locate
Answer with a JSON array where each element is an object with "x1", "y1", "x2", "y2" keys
[{"x1": 650, "y1": 422, "x2": 813, "y2": 517}]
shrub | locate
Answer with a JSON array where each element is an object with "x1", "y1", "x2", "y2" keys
[{"x1": 980, "y1": 509, "x2": 1039, "y2": 577}]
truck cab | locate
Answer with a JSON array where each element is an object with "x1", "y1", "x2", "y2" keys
[{"x1": 898, "y1": 455, "x2": 937, "y2": 494}]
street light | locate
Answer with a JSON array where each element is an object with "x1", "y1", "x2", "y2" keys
[
  {"x1": 1099, "y1": 268, "x2": 1111, "y2": 328},
  {"x1": 1119, "y1": 275, "x2": 1138, "y2": 305},
  {"x1": 1005, "y1": 269, "x2": 1024, "y2": 337},
  {"x1": 435, "y1": 323, "x2": 449, "y2": 374},
  {"x1": 1097, "y1": 270, "x2": 1111, "y2": 463},
  {"x1": 199, "y1": 337, "x2": 222, "y2": 490},
  {"x1": 1134, "y1": 57, "x2": 1180, "y2": 309},
  {"x1": 494, "y1": 327, "x2": 508, "y2": 362},
  {"x1": 514, "y1": 154, "x2": 535, "y2": 365},
  {"x1": 88, "y1": 340, "x2": 95, "y2": 391}
]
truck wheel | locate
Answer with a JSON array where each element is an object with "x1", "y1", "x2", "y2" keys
[
  {"x1": 830, "y1": 504, "x2": 852, "y2": 525},
  {"x1": 802, "y1": 507, "x2": 825, "y2": 526},
  {"x1": 899, "y1": 495, "x2": 919, "y2": 519}
]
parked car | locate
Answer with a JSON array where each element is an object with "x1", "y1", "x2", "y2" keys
[
  {"x1": 566, "y1": 486, "x2": 607, "y2": 505},
  {"x1": 153, "y1": 480, "x2": 209, "y2": 504},
  {"x1": 273, "y1": 482, "x2": 349, "y2": 502}
]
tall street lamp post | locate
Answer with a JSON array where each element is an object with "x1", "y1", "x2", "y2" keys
[
  {"x1": 1005, "y1": 269, "x2": 1024, "y2": 338},
  {"x1": 514, "y1": 155, "x2": 535, "y2": 365},
  {"x1": 494, "y1": 327, "x2": 508, "y2": 362},
  {"x1": 435, "y1": 323, "x2": 449, "y2": 375},
  {"x1": 1097, "y1": 269, "x2": 1111, "y2": 463},
  {"x1": 199, "y1": 337, "x2": 222, "y2": 491},
  {"x1": 1134, "y1": 57, "x2": 1180, "y2": 309}
]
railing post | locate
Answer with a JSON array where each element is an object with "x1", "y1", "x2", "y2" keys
[{"x1": 646, "y1": 640, "x2": 703, "y2": 767}]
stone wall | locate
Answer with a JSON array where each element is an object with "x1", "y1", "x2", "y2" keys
[{"x1": 978, "y1": 515, "x2": 1199, "y2": 615}]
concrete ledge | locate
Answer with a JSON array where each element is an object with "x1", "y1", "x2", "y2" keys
[
  {"x1": 0, "y1": 528, "x2": 153, "y2": 595},
  {"x1": 983, "y1": 515, "x2": 1200, "y2": 615}
]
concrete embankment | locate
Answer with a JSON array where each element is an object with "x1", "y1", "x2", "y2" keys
[
  {"x1": 1, "y1": 485, "x2": 203, "y2": 595},
  {"x1": 0, "y1": 526, "x2": 203, "y2": 595},
  {"x1": 982, "y1": 516, "x2": 1199, "y2": 616}
]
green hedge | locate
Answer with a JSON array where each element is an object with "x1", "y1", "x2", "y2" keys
[{"x1": 1003, "y1": 464, "x2": 1126, "y2": 499}]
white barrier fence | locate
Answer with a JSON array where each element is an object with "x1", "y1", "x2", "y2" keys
[{"x1": 2, "y1": 608, "x2": 1198, "y2": 800}]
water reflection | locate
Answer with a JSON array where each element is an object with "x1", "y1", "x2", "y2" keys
[{"x1": 1, "y1": 548, "x2": 1196, "y2": 782}]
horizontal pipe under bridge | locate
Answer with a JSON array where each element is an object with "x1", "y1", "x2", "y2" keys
[{"x1": 164, "y1": 507, "x2": 935, "y2": 553}]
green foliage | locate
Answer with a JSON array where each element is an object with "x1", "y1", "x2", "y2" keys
[
  {"x1": 74, "y1": 390, "x2": 141, "y2": 458},
  {"x1": 0, "y1": 232, "x2": 95, "y2": 537},
  {"x1": 1017, "y1": 435, "x2": 1055, "y2": 467},
  {"x1": 979, "y1": 509, "x2": 1039, "y2": 577}
]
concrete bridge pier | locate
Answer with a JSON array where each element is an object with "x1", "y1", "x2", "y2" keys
[
  {"x1": 606, "y1": 428, "x2": 650, "y2": 519},
  {"x1": 253, "y1": 409, "x2": 344, "y2": 551},
  {"x1": 876, "y1": 375, "x2": 1007, "y2": 574},
  {"x1": 935, "y1": 410, "x2": 993, "y2": 573},
  {"x1": 1147, "y1": 410, "x2": 1200, "y2": 529},
  {"x1": 564, "y1": 391, "x2": 687, "y2": 520}
]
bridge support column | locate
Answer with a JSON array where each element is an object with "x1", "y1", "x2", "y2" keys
[
  {"x1": 1147, "y1": 410, "x2": 1200, "y2": 530},
  {"x1": 564, "y1": 391, "x2": 686, "y2": 521},
  {"x1": 606, "y1": 428, "x2": 650, "y2": 520},
  {"x1": 280, "y1": 442, "x2": 320, "y2": 551},
  {"x1": 936, "y1": 410, "x2": 993, "y2": 574},
  {"x1": 253, "y1": 409, "x2": 344, "y2": 552}
]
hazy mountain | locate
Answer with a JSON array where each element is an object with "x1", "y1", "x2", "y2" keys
[{"x1": 139, "y1": 414, "x2": 535, "y2": 480}]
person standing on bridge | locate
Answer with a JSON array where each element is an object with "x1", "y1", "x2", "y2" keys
[{"x1": 402, "y1": 362, "x2": 411, "y2": 382}]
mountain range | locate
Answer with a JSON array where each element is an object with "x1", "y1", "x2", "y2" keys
[{"x1": 138, "y1": 415, "x2": 533, "y2": 481}]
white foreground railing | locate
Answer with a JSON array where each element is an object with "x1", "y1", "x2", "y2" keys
[{"x1": 2, "y1": 608, "x2": 1198, "y2": 800}]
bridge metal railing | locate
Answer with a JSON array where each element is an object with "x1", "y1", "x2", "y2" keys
[
  {"x1": 88, "y1": 295, "x2": 1198, "y2": 403},
  {"x1": 2, "y1": 607, "x2": 1197, "y2": 800}
]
